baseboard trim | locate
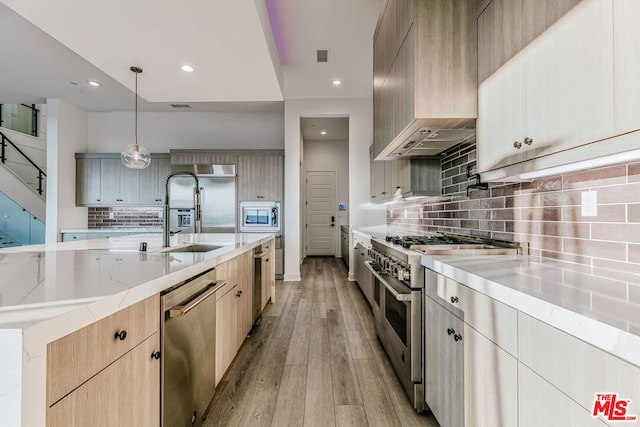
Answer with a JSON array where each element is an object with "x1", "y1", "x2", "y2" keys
[{"x1": 283, "y1": 273, "x2": 302, "y2": 282}]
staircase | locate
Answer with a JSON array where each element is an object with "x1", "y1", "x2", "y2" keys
[{"x1": 0, "y1": 130, "x2": 46, "y2": 246}]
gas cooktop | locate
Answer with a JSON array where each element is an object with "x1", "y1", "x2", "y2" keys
[{"x1": 383, "y1": 233, "x2": 523, "y2": 254}]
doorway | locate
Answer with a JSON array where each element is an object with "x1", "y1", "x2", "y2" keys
[
  {"x1": 305, "y1": 171, "x2": 336, "y2": 256},
  {"x1": 300, "y1": 117, "x2": 349, "y2": 259}
]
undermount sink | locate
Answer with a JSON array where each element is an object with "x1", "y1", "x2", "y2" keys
[{"x1": 155, "y1": 244, "x2": 222, "y2": 253}]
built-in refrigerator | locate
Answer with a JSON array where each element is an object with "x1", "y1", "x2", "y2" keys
[{"x1": 168, "y1": 164, "x2": 236, "y2": 233}]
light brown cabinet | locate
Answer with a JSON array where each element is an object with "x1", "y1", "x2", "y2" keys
[
  {"x1": 47, "y1": 333, "x2": 160, "y2": 427},
  {"x1": 477, "y1": 0, "x2": 628, "y2": 180},
  {"x1": 46, "y1": 295, "x2": 160, "y2": 426},
  {"x1": 237, "y1": 155, "x2": 284, "y2": 202},
  {"x1": 214, "y1": 250, "x2": 254, "y2": 385},
  {"x1": 372, "y1": 0, "x2": 477, "y2": 160}
]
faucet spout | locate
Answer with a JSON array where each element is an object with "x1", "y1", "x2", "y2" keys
[{"x1": 163, "y1": 171, "x2": 202, "y2": 248}]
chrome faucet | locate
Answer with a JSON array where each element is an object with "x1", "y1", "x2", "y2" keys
[{"x1": 163, "y1": 171, "x2": 202, "y2": 247}]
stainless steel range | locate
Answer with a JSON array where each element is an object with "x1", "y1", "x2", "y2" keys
[{"x1": 364, "y1": 233, "x2": 522, "y2": 412}]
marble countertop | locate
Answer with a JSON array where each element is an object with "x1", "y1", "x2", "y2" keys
[
  {"x1": 352, "y1": 227, "x2": 640, "y2": 367},
  {"x1": 0, "y1": 233, "x2": 272, "y2": 329},
  {"x1": 424, "y1": 254, "x2": 640, "y2": 368}
]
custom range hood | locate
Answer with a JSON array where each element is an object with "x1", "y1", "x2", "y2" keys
[{"x1": 379, "y1": 127, "x2": 476, "y2": 159}]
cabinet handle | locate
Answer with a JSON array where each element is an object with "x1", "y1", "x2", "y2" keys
[
  {"x1": 513, "y1": 141, "x2": 522, "y2": 149},
  {"x1": 372, "y1": 195, "x2": 376, "y2": 198},
  {"x1": 447, "y1": 328, "x2": 455, "y2": 335},
  {"x1": 381, "y1": 192, "x2": 387, "y2": 195},
  {"x1": 96, "y1": 199, "x2": 101, "y2": 202},
  {"x1": 454, "y1": 334, "x2": 463, "y2": 342},
  {"x1": 450, "y1": 296, "x2": 459, "y2": 303},
  {"x1": 266, "y1": 258, "x2": 270, "y2": 262},
  {"x1": 114, "y1": 330, "x2": 127, "y2": 341},
  {"x1": 524, "y1": 137, "x2": 533, "y2": 146},
  {"x1": 236, "y1": 290, "x2": 243, "y2": 297},
  {"x1": 151, "y1": 351, "x2": 161, "y2": 360}
]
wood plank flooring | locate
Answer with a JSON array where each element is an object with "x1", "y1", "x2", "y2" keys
[{"x1": 205, "y1": 257, "x2": 439, "y2": 427}]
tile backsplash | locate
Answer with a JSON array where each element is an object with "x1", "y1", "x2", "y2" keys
[
  {"x1": 387, "y1": 141, "x2": 640, "y2": 281},
  {"x1": 88, "y1": 207, "x2": 163, "y2": 229}
]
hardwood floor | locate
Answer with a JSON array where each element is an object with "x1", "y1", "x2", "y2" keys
[{"x1": 205, "y1": 257, "x2": 439, "y2": 427}]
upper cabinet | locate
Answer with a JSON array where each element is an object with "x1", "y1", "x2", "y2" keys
[
  {"x1": 75, "y1": 154, "x2": 170, "y2": 207},
  {"x1": 372, "y1": 0, "x2": 477, "y2": 160},
  {"x1": 477, "y1": 0, "x2": 640, "y2": 181},
  {"x1": 237, "y1": 155, "x2": 283, "y2": 202}
]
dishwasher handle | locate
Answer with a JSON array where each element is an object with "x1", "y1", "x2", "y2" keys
[{"x1": 168, "y1": 280, "x2": 226, "y2": 318}]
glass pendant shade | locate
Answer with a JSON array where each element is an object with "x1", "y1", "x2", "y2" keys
[
  {"x1": 121, "y1": 66, "x2": 151, "y2": 169},
  {"x1": 121, "y1": 143, "x2": 151, "y2": 169}
]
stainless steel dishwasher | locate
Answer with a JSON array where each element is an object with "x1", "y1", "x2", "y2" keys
[{"x1": 161, "y1": 267, "x2": 225, "y2": 427}]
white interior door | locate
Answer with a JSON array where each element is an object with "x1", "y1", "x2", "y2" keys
[{"x1": 305, "y1": 171, "x2": 336, "y2": 256}]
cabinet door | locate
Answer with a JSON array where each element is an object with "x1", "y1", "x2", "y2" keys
[
  {"x1": 76, "y1": 158, "x2": 101, "y2": 206},
  {"x1": 139, "y1": 159, "x2": 162, "y2": 205},
  {"x1": 613, "y1": 0, "x2": 640, "y2": 135},
  {"x1": 370, "y1": 146, "x2": 385, "y2": 201},
  {"x1": 463, "y1": 324, "x2": 518, "y2": 427},
  {"x1": 215, "y1": 284, "x2": 238, "y2": 386},
  {"x1": 425, "y1": 297, "x2": 464, "y2": 427},
  {"x1": 237, "y1": 156, "x2": 262, "y2": 201},
  {"x1": 519, "y1": 364, "x2": 607, "y2": 427},
  {"x1": 391, "y1": 159, "x2": 410, "y2": 197},
  {"x1": 119, "y1": 163, "x2": 140, "y2": 204},
  {"x1": 100, "y1": 159, "x2": 122, "y2": 205},
  {"x1": 47, "y1": 333, "x2": 160, "y2": 427},
  {"x1": 260, "y1": 155, "x2": 283, "y2": 201},
  {"x1": 524, "y1": 0, "x2": 614, "y2": 159}
]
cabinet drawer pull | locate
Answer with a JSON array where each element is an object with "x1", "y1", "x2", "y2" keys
[
  {"x1": 151, "y1": 351, "x2": 161, "y2": 360},
  {"x1": 524, "y1": 137, "x2": 533, "y2": 145},
  {"x1": 450, "y1": 296, "x2": 459, "y2": 303},
  {"x1": 236, "y1": 290, "x2": 243, "y2": 297},
  {"x1": 513, "y1": 141, "x2": 522, "y2": 149},
  {"x1": 114, "y1": 330, "x2": 127, "y2": 341},
  {"x1": 454, "y1": 334, "x2": 463, "y2": 342},
  {"x1": 447, "y1": 328, "x2": 455, "y2": 335},
  {"x1": 265, "y1": 258, "x2": 270, "y2": 262}
]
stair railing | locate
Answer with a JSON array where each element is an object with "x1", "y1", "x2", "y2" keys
[{"x1": 0, "y1": 130, "x2": 46, "y2": 196}]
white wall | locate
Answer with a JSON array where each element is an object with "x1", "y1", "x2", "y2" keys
[
  {"x1": 284, "y1": 98, "x2": 386, "y2": 281},
  {"x1": 88, "y1": 111, "x2": 284, "y2": 152},
  {"x1": 45, "y1": 99, "x2": 88, "y2": 243},
  {"x1": 303, "y1": 139, "x2": 349, "y2": 227}
]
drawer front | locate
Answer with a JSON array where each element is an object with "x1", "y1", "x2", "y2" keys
[
  {"x1": 519, "y1": 312, "x2": 640, "y2": 416},
  {"x1": 426, "y1": 270, "x2": 518, "y2": 356},
  {"x1": 353, "y1": 232, "x2": 371, "y2": 248},
  {"x1": 47, "y1": 294, "x2": 159, "y2": 406}
]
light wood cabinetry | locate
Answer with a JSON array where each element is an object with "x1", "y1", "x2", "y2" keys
[
  {"x1": 518, "y1": 312, "x2": 640, "y2": 419},
  {"x1": 139, "y1": 157, "x2": 170, "y2": 205},
  {"x1": 75, "y1": 154, "x2": 170, "y2": 207},
  {"x1": 260, "y1": 240, "x2": 274, "y2": 311},
  {"x1": 215, "y1": 279, "x2": 238, "y2": 386},
  {"x1": 47, "y1": 333, "x2": 160, "y2": 427},
  {"x1": 353, "y1": 243, "x2": 373, "y2": 307},
  {"x1": 613, "y1": 0, "x2": 640, "y2": 135},
  {"x1": 425, "y1": 270, "x2": 518, "y2": 427},
  {"x1": 46, "y1": 295, "x2": 159, "y2": 406},
  {"x1": 237, "y1": 155, "x2": 284, "y2": 202},
  {"x1": 425, "y1": 296, "x2": 464, "y2": 427},
  {"x1": 214, "y1": 250, "x2": 254, "y2": 385},
  {"x1": 477, "y1": 0, "x2": 628, "y2": 180},
  {"x1": 46, "y1": 295, "x2": 160, "y2": 426},
  {"x1": 372, "y1": 0, "x2": 477, "y2": 160},
  {"x1": 519, "y1": 364, "x2": 606, "y2": 427}
]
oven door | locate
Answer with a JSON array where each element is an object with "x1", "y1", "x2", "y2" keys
[{"x1": 365, "y1": 261, "x2": 424, "y2": 411}]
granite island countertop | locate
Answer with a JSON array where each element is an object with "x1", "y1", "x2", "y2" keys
[{"x1": 0, "y1": 232, "x2": 273, "y2": 427}]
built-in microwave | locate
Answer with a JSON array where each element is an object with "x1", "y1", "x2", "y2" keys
[{"x1": 239, "y1": 201, "x2": 281, "y2": 232}]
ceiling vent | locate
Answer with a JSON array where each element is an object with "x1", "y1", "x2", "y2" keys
[
  {"x1": 316, "y1": 49, "x2": 328, "y2": 63},
  {"x1": 170, "y1": 104, "x2": 191, "y2": 109}
]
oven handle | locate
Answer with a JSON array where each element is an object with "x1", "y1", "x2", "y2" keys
[{"x1": 364, "y1": 261, "x2": 412, "y2": 302}]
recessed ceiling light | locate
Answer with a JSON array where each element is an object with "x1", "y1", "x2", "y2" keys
[
  {"x1": 332, "y1": 80, "x2": 342, "y2": 86},
  {"x1": 87, "y1": 80, "x2": 101, "y2": 87},
  {"x1": 181, "y1": 65, "x2": 195, "y2": 73},
  {"x1": 321, "y1": 131, "x2": 327, "y2": 135}
]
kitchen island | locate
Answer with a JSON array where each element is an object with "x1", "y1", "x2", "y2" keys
[{"x1": 0, "y1": 232, "x2": 274, "y2": 427}]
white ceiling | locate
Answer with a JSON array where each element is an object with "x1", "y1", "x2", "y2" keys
[
  {"x1": 301, "y1": 117, "x2": 349, "y2": 141},
  {"x1": 0, "y1": 0, "x2": 382, "y2": 112}
]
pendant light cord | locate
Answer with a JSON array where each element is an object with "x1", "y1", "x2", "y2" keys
[{"x1": 134, "y1": 70, "x2": 138, "y2": 146}]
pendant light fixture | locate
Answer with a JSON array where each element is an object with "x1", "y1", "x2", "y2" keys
[{"x1": 121, "y1": 66, "x2": 151, "y2": 169}]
